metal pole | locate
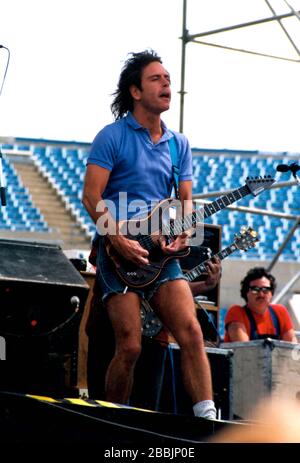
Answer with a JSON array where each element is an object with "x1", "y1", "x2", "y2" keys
[
  {"x1": 179, "y1": 0, "x2": 187, "y2": 133},
  {"x1": 192, "y1": 180, "x2": 298, "y2": 200},
  {"x1": 264, "y1": 0, "x2": 300, "y2": 57},
  {"x1": 186, "y1": 10, "x2": 300, "y2": 41},
  {"x1": 191, "y1": 39, "x2": 300, "y2": 63},
  {"x1": 273, "y1": 269, "x2": 300, "y2": 304},
  {"x1": 283, "y1": 0, "x2": 300, "y2": 22},
  {"x1": 267, "y1": 217, "x2": 300, "y2": 271}
]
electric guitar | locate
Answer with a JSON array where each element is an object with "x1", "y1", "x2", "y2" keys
[
  {"x1": 106, "y1": 176, "x2": 274, "y2": 288},
  {"x1": 141, "y1": 226, "x2": 259, "y2": 337}
]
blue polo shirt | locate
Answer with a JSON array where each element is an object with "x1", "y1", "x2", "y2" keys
[{"x1": 87, "y1": 112, "x2": 192, "y2": 221}]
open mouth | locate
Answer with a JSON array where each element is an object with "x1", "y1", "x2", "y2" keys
[{"x1": 159, "y1": 91, "x2": 170, "y2": 100}]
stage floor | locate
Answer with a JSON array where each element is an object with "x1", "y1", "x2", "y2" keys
[{"x1": 0, "y1": 391, "x2": 245, "y2": 445}]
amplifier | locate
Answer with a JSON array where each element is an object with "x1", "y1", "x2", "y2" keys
[
  {"x1": 0, "y1": 238, "x2": 89, "y2": 396},
  {"x1": 132, "y1": 340, "x2": 234, "y2": 420}
]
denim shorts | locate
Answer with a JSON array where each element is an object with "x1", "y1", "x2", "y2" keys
[{"x1": 96, "y1": 235, "x2": 187, "y2": 302}]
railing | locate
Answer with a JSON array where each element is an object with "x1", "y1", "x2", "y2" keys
[
  {"x1": 273, "y1": 270, "x2": 300, "y2": 304},
  {"x1": 193, "y1": 180, "x2": 300, "y2": 252}
]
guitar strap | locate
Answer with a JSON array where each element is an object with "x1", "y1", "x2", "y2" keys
[
  {"x1": 244, "y1": 305, "x2": 280, "y2": 340},
  {"x1": 168, "y1": 135, "x2": 180, "y2": 200}
]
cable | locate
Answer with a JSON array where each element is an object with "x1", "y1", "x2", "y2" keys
[
  {"x1": 0, "y1": 45, "x2": 10, "y2": 97},
  {"x1": 0, "y1": 301, "x2": 80, "y2": 339},
  {"x1": 194, "y1": 299, "x2": 221, "y2": 345},
  {"x1": 0, "y1": 45, "x2": 10, "y2": 207},
  {"x1": 168, "y1": 345, "x2": 178, "y2": 414}
]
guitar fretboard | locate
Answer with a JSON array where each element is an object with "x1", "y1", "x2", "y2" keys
[
  {"x1": 170, "y1": 184, "x2": 250, "y2": 237},
  {"x1": 185, "y1": 243, "x2": 239, "y2": 282}
]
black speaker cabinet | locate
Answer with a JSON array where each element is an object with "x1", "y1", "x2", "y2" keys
[
  {"x1": 180, "y1": 224, "x2": 221, "y2": 342},
  {"x1": 132, "y1": 341, "x2": 234, "y2": 420},
  {"x1": 180, "y1": 224, "x2": 221, "y2": 308},
  {"x1": 0, "y1": 238, "x2": 89, "y2": 396}
]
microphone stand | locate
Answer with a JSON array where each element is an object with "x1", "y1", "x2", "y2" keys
[
  {"x1": 0, "y1": 148, "x2": 6, "y2": 206},
  {"x1": 0, "y1": 45, "x2": 10, "y2": 207},
  {"x1": 291, "y1": 168, "x2": 300, "y2": 187}
]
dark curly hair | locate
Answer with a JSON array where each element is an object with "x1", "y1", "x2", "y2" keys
[
  {"x1": 240, "y1": 267, "x2": 276, "y2": 301},
  {"x1": 111, "y1": 49, "x2": 162, "y2": 120}
]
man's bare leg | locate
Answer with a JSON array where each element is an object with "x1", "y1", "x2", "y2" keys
[
  {"x1": 151, "y1": 279, "x2": 213, "y2": 403},
  {"x1": 105, "y1": 292, "x2": 142, "y2": 404}
]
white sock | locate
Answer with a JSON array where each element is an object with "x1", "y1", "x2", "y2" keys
[{"x1": 193, "y1": 400, "x2": 217, "y2": 420}]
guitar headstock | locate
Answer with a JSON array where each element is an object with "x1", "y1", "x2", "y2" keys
[
  {"x1": 246, "y1": 175, "x2": 275, "y2": 196},
  {"x1": 234, "y1": 226, "x2": 259, "y2": 251}
]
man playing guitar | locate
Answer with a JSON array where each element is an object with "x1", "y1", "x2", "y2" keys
[{"x1": 82, "y1": 49, "x2": 218, "y2": 419}]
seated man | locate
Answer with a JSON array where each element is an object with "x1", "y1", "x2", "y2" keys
[{"x1": 224, "y1": 267, "x2": 297, "y2": 343}]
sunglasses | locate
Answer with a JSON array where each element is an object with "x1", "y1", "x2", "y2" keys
[{"x1": 249, "y1": 286, "x2": 272, "y2": 294}]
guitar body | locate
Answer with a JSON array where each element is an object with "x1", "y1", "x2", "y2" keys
[
  {"x1": 105, "y1": 237, "x2": 190, "y2": 288},
  {"x1": 105, "y1": 198, "x2": 190, "y2": 288}
]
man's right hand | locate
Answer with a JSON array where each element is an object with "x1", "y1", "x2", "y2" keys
[{"x1": 108, "y1": 234, "x2": 149, "y2": 266}]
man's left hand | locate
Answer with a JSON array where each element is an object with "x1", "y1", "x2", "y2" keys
[
  {"x1": 159, "y1": 233, "x2": 189, "y2": 254},
  {"x1": 203, "y1": 257, "x2": 222, "y2": 290}
]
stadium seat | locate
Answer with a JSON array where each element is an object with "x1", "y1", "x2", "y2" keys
[
  {"x1": 0, "y1": 158, "x2": 49, "y2": 233},
  {"x1": 3, "y1": 142, "x2": 298, "y2": 262}
]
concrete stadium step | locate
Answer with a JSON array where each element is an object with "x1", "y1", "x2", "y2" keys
[{"x1": 11, "y1": 161, "x2": 91, "y2": 250}]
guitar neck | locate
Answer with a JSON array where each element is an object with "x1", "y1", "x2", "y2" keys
[
  {"x1": 185, "y1": 242, "x2": 239, "y2": 282},
  {"x1": 170, "y1": 184, "x2": 251, "y2": 236}
]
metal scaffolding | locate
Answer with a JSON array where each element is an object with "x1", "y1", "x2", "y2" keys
[
  {"x1": 182, "y1": 1, "x2": 300, "y2": 302},
  {"x1": 179, "y1": 0, "x2": 300, "y2": 132}
]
